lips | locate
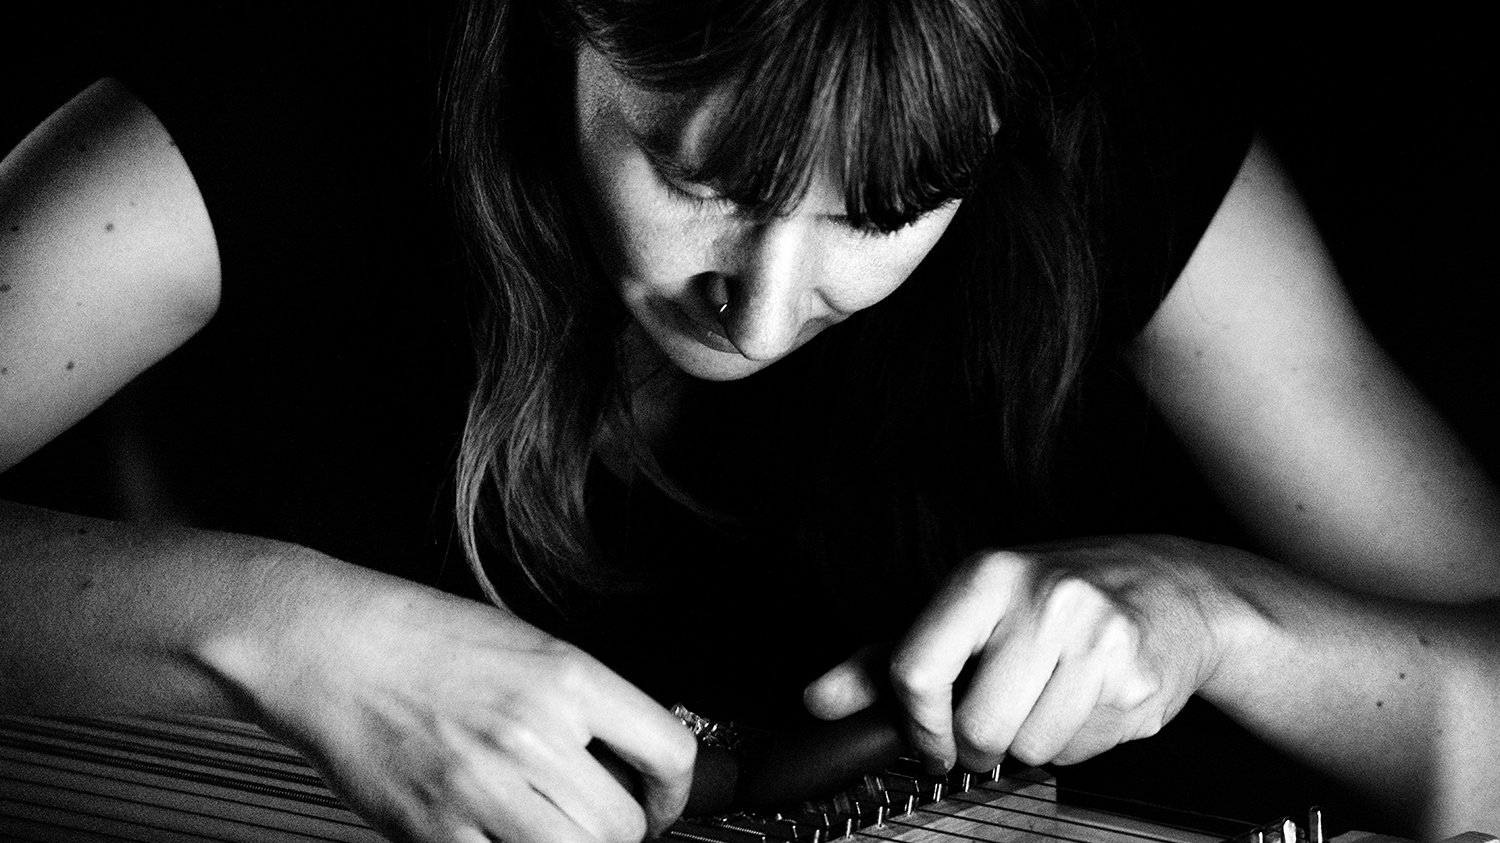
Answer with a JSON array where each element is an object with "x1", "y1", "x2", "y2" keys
[{"x1": 650, "y1": 295, "x2": 740, "y2": 355}]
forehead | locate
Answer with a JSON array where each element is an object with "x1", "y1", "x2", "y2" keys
[{"x1": 574, "y1": 45, "x2": 731, "y2": 166}]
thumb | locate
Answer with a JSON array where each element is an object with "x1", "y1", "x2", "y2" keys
[{"x1": 804, "y1": 644, "x2": 888, "y2": 720}]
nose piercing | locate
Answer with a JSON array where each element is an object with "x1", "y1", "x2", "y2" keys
[{"x1": 707, "y1": 272, "x2": 732, "y2": 326}]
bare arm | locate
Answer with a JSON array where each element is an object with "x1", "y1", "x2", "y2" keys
[
  {"x1": 1, "y1": 78, "x2": 219, "y2": 470},
  {"x1": 1131, "y1": 136, "x2": 1500, "y2": 601},
  {"x1": 1, "y1": 82, "x2": 693, "y2": 842},
  {"x1": 806, "y1": 136, "x2": 1500, "y2": 837},
  {"x1": 1129, "y1": 134, "x2": 1500, "y2": 832}
]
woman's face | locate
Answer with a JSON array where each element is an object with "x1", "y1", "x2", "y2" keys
[{"x1": 574, "y1": 46, "x2": 962, "y2": 381}]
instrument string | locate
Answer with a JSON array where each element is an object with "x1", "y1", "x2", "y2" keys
[
  {"x1": 876, "y1": 809, "x2": 1122, "y2": 843},
  {"x1": 3, "y1": 789, "x2": 252, "y2": 843},
  {"x1": 1, "y1": 751, "x2": 365, "y2": 839},
  {"x1": 0, "y1": 723, "x2": 343, "y2": 810},
  {"x1": 999, "y1": 777, "x2": 1257, "y2": 836},
  {"x1": 942, "y1": 792, "x2": 1196, "y2": 843},
  {"x1": 805, "y1": 769, "x2": 1258, "y2": 843},
  {"x1": 1, "y1": 715, "x2": 382, "y2": 842}
]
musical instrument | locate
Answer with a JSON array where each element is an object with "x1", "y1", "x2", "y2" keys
[{"x1": 1, "y1": 714, "x2": 1494, "y2": 843}]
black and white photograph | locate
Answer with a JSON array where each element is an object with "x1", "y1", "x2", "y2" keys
[{"x1": 2, "y1": 2, "x2": 1497, "y2": 841}]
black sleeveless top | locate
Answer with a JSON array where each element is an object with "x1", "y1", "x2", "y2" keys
[
  {"x1": 7, "y1": 0, "x2": 1356, "y2": 824},
  {"x1": 485, "y1": 6, "x2": 1256, "y2": 729}
]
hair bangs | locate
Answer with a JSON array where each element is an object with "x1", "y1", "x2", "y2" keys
[{"x1": 572, "y1": 0, "x2": 1012, "y2": 232}]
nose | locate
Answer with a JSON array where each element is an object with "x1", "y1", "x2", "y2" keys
[{"x1": 716, "y1": 219, "x2": 812, "y2": 361}]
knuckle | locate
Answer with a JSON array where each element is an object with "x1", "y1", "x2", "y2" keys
[
  {"x1": 952, "y1": 708, "x2": 1005, "y2": 758},
  {"x1": 1131, "y1": 716, "x2": 1163, "y2": 741},
  {"x1": 969, "y1": 549, "x2": 1026, "y2": 583},
  {"x1": 888, "y1": 644, "x2": 954, "y2": 701},
  {"x1": 1098, "y1": 612, "x2": 1138, "y2": 644},
  {"x1": 548, "y1": 648, "x2": 595, "y2": 693},
  {"x1": 1050, "y1": 576, "x2": 1108, "y2": 615},
  {"x1": 1006, "y1": 734, "x2": 1054, "y2": 768},
  {"x1": 1105, "y1": 667, "x2": 1159, "y2": 711},
  {"x1": 490, "y1": 718, "x2": 546, "y2": 759},
  {"x1": 886, "y1": 654, "x2": 931, "y2": 699}
]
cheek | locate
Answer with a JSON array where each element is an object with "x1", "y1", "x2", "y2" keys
[
  {"x1": 589, "y1": 170, "x2": 722, "y2": 294},
  {"x1": 820, "y1": 255, "x2": 914, "y2": 313},
  {"x1": 821, "y1": 216, "x2": 959, "y2": 314}
]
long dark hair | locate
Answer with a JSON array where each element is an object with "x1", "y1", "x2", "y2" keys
[{"x1": 443, "y1": 0, "x2": 1122, "y2": 608}]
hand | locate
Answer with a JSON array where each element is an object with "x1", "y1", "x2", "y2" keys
[
  {"x1": 208, "y1": 574, "x2": 696, "y2": 843},
  {"x1": 804, "y1": 535, "x2": 1236, "y2": 771}
]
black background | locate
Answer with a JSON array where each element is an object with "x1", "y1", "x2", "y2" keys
[
  {"x1": 1, "y1": 3, "x2": 473, "y2": 583},
  {"x1": 4, "y1": 5, "x2": 1494, "y2": 569},
  {"x1": 1, "y1": 2, "x2": 1496, "y2": 830}
]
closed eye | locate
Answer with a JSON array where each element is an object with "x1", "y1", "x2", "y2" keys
[
  {"x1": 630, "y1": 129, "x2": 735, "y2": 209},
  {"x1": 658, "y1": 169, "x2": 733, "y2": 208}
]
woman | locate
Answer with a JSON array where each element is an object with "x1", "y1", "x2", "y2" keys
[{"x1": 2, "y1": 2, "x2": 1497, "y2": 842}]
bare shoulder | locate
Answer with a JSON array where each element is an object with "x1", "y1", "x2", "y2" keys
[
  {"x1": 0, "y1": 78, "x2": 220, "y2": 471},
  {"x1": 1128, "y1": 134, "x2": 1500, "y2": 601}
]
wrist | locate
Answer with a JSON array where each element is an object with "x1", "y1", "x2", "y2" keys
[
  {"x1": 1189, "y1": 545, "x2": 1298, "y2": 707},
  {"x1": 187, "y1": 540, "x2": 386, "y2": 726}
]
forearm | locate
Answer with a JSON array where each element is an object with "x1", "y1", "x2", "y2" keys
[
  {"x1": 1198, "y1": 549, "x2": 1500, "y2": 836},
  {"x1": 0, "y1": 498, "x2": 398, "y2": 719}
]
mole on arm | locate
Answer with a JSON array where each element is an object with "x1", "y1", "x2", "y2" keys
[
  {"x1": 104, "y1": 222, "x2": 115, "y2": 232},
  {"x1": 0, "y1": 284, "x2": 12, "y2": 293},
  {"x1": 65, "y1": 361, "x2": 75, "y2": 371}
]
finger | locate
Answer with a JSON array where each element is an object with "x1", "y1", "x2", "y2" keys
[
  {"x1": 1005, "y1": 648, "x2": 1105, "y2": 766},
  {"x1": 891, "y1": 560, "x2": 1026, "y2": 770},
  {"x1": 580, "y1": 669, "x2": 697, "y2": 835},
  {"x1": 952, "y1": 615, "x2": 1061, "y2": 771},
  {"x1": 1022, "y1": 599, "x2": 1155, "y2": 766},
  {"x1": 1051, "y1": 693, "x2": 1148, "y2": 766},
  {"x1": 1051, "y1": 647, "x2": 1163, "y2": 766},
  {"x1": 470, "y1": 774, "x2": 604, "y2": 843},
  {"x1": 804, "y1": 644, "x2": 887, "y2": 720},
  {"x1": 450, "y1": 723, "x2": 637, "y2": 843},
  {"x1": 539, "y1": 743, "x2": 651, "y2": 843}
]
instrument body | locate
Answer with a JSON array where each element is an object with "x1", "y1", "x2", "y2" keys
[{"x1": 1, "y1": 715, "x2": 1491, "y2": 843}]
